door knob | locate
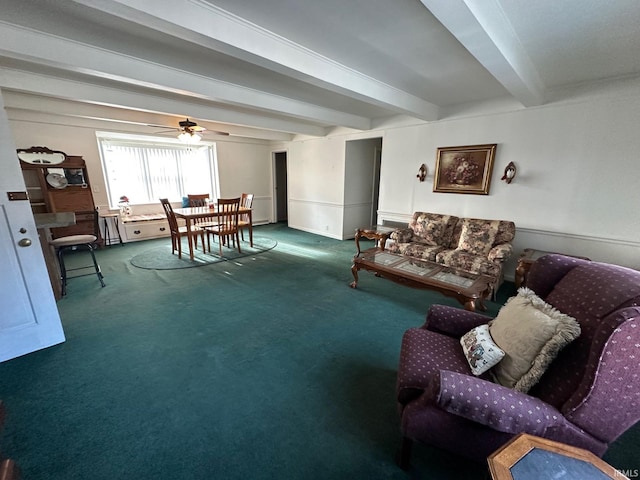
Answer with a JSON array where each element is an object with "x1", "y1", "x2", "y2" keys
[{"x1": 18, "y1": 238, "x2": 32, "y2": 247}]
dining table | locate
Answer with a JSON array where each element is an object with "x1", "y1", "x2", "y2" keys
[{"x1": 172, "y1": 205, "x2": 253, "y2": 260}]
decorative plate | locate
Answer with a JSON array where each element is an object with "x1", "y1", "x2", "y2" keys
[{"x1": 46, "y1": 173, "x2": 69, "y2": 189}]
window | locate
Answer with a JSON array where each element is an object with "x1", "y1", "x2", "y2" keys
[{"x1": 97, "y1": 133, "x2": 219, "y2": 207}]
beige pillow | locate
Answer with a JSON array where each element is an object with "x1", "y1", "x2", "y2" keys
[{"x1": 489, "y1": 288, "x2": 581, "y2": 393}]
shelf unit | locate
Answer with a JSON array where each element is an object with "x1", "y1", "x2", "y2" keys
[{"x1": 18, "y1": 147, "x2": 101, "y2": 243}]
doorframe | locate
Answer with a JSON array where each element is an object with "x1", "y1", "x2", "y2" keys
[{"x1": 271, "y1": 149, "x2": 288, "y2": 223}]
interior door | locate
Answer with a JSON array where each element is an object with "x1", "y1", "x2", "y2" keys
[
  {"x1": 0, "y1": 91, "x2": 65, "y2": 362},
  {"x1": 274, "y1": 151, "x2": 287, "y2": 222}
]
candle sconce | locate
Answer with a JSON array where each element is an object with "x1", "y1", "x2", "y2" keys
[
  {"x1": 501, "y1": 161, "x2": 516, "y2": 184},
  {"x1": 416, "y1": 163, "x2": 427, "y2": 182}
]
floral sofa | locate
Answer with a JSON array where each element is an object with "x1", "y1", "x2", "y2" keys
[{"x1": 387, "y1": 212, "x2": 515, "y2": 289}]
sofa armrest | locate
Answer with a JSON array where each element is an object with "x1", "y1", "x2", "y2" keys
[
  {"x1": 424, "y1": 304, "x2": 492, "y2": 338},
  {"x1": 390, "y1": 227, "x2": 413, "y2": 243},
  {"x1": 434, "y1": 370, "x2": 563, "y2": 436},
  {"x1": 488, "y1": 243, "x2": 513, "y2": 262}
]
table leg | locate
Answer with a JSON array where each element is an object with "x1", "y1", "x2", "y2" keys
[
  {"x1": 186, "y1": 219, "x2": 195, "y2": 260},
  {"x1": 350, "y1": 263, "x2": 359, "y2": 288},
  {"x1": 354, "y1": 229, "x2": 362, "y2": 256}
]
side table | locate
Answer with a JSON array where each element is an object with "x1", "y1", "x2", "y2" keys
[
  {"x1": 487, "y1": 433, "x2": 628, "y2": 480},
  {"x1": 515, "y1": 249, "x2": 590, "y2": 288},
  {"x1": 354, "y1": 225, "x2": 395, "y2": 256},
  {"x1": 99, "y1": 212, "x2": 123, "y2": 247}
]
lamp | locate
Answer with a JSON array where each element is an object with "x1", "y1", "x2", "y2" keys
[
  {"x1": 501, "y1": 161, "x2": 516, "y2": 184},
  {"x1": 178, "y1": 131, "x2": 202, "y2": 144},
  {"x1": 416, "y1": 164, "x2": 427, "y2": 182}
]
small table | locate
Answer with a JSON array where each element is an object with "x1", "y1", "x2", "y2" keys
[
  {"x1": 515, "y1": 249, "x2": 590, "y2": 288},
  {"x1": 487, "y1": 433, "x2": 628, "y2": 480},
  {"x1": 99, "y1": 212, "x2": 123, "y2": 246},
  {"x1": 350, "y1": 248, "x2": 493, "y2": 311},
  {"x1": 354, "y1": 225, "x2": 395, "y2": 255}
]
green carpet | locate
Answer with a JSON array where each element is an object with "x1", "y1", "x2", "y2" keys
[
  {"x1": 129, "y1": 235, "x2": 277, "y2": 269},
  {"x1": 0, "y1": 223, "x2": 637, "y2": 479}
]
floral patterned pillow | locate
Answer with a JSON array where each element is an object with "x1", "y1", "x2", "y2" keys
[
  {"x1": 460, "y1": 324, "x2": 505, "y2": 376},
  {"x1": 456, "y1": 219, "x2": 500, "y2": 256},
  {"x1": 411, "y1": 213, "x2": 455, "y2": 246}
]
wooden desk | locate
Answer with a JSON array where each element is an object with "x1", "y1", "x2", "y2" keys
[
  {"x1": 34, "y1": 212, "x2": 76, "y2": 300},
  {"x1": 173, "y1": 206, "x2": 253, "y2": 260},
  {"x1": 487, "y1": 433, "x2": 627, "y2": 480}
]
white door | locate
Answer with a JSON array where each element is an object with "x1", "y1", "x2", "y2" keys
[{"x1": 0, "y1": 91, "x2": 65, "y2": 362}]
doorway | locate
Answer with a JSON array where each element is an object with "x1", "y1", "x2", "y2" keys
[{"x1": 273, "y1": 151, "x2": 288, "y2": 223}]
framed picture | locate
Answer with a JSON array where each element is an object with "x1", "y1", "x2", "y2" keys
[{"x1": 433, "y1": 144, "x2": 497, "y2": 195}]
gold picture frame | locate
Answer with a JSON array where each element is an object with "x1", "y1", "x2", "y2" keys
[{"x1": 433, "y1": 144, "x2": 497, "y2": 195}]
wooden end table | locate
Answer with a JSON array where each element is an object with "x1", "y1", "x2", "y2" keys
[
  {"x1": 488, "y1": 433, "x2": 628, "y2": 479},
  {"x1": 354, "y1": 225, "x2": 395, "y2": 256},
  {"x1": 515, "y1": 249, "x2": 590, "y2": 288}
]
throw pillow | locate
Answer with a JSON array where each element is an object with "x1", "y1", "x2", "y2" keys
[
  {"x1": 489, "y1": 287, "x2": 581, "y2": 393},
  {"x1": 460, "y1": 324, "x2": 505, "y2": 376},
  {"x1": 182, "y1": 197, "x2": 190, "y2": 208},
  {"x1": 456, "y1": 219, "x2": 500, "y2": 256},
  {"x1": 411, "y1": 213, "x2": 453, "y2": 246}
]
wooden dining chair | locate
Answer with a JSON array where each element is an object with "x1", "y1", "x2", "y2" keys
[
  {"x1": 187, "y1": 193, "x2": 209, "y2": 207},
  {"x1": 160, "y1": 198, "x2": 206, "y2": 258},
  {"x1": 238, "y1": 193, "x2": 254, "y2": 243},
  {"x1": 204, "y1": 197, "x2": 241, "y2": 257},
  {"x1": 187, "y1": 193, "x2": 215, "y2": 247}
]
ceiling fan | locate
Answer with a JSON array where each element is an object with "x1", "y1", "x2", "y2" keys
[{"x1": 151, "y1": 118, "x2": 229, "y2": 143}]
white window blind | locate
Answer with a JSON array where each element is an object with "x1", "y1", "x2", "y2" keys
[{"x1": 97, "y1": 135, "x2": 219, "y2": 208}]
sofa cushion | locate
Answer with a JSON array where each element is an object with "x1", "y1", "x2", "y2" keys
[
  {"x1": 410, "y1": 212, "x2": 458, "y2": 246},
  {"x1": 489, "y1": 288, "x2": 581, "y2": 393},
  {"x1": 392, "y1": 242, "x2": 446, "y2": 262},
  {"x1": 460, "y1": 324, "x2": 505, "y2": 375},
  {"x1": 456, "y1": 219, "x2": 500, "y2": 255},
  {"x1": 435, "y1": 250, "x2": 501, "y2": 278}
]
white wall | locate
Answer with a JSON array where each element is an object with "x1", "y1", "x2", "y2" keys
[
  {"x1": 343, "y1": 138, "x2": 381, "y2": 238},
  {"x1": 8, "y1": 120, "x2": 274, "y2": 224},
  {"x1": 284, "y1": 80, "x2": 640, "y2": 277},
  {"x1": 286, "y1": 136, "x2": 346, "y2": 237}
]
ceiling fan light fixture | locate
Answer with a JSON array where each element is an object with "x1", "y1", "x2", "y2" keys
[{"x1": 178, "y1": 131, "x2": 201, "y2": 143}]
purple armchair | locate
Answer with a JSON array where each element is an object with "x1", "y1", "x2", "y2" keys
[{"x1": 396, "y1": 254, "x2": 640, "y2": 468}]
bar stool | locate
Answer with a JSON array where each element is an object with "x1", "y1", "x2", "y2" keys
[{"x1": 49, "y1": 210, "x2": 105, "y2": 296}]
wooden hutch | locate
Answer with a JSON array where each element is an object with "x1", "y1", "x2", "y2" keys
[{"x1": 18, "y1": 146, "x2": 101, "y2": 243}]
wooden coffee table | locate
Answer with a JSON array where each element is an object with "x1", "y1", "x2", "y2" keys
[{"x1": 350, "y1": 248, "x2": 494, "y2": 311}]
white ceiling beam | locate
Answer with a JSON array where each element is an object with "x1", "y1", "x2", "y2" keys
[
  {"x1": 71, "y1": 0, "x2": 440, "y2": 121},
  {"x1": 1, "y1": 91, "x2": 294, "y2": 141},
  {"x1": 0, "y1": 23, "x2": 366, "y2": 131},
  {"x1": 0, "y1": 68, "x2": 324, "y2": 137},
  {"x1": 420, "y1": 0, "x2": 545, "y2": 107}
]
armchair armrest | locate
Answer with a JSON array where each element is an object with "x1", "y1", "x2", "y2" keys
[
  {"x1": 424, "y1": 304, "x2": 492, "y2": 338},
  {"x1": 488, "y1": 243, "x2": 513, "y2": 262},
  {"x1": 433, "y1": 370, "x2": 563, "y2": 436},
  {"x1": 390, "y1": 227, "x2": 413, "y2": 243}
]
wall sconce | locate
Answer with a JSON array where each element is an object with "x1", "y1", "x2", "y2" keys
[
  {"x1": 416, "y1": 164, "x2": 427, "y2": 182},
  {"x1": 501, "y1": 161, "x2": 516, "y2": 184}
]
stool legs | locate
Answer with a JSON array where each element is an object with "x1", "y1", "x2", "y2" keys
[{"x1": 56, "y1": 244, "x2": 105, "y2": 296}]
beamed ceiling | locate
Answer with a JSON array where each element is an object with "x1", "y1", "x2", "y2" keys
[{"x1": 1, "y1": 0, "x2": 639, "y2": 140}]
